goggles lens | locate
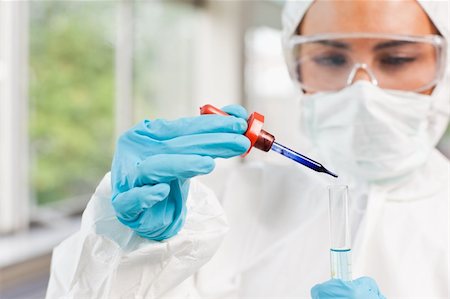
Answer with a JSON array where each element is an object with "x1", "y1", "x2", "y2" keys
[{"x1": 287, "y1": 35, "x2": 445, "y2": 92}]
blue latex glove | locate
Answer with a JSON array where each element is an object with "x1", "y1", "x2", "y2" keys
[
  {"x1": 311, "y1": 277, "x2": 386, "y2": 299},
  {"x1": 111, "y1": 105, "x2": 250, "y2": 241}
]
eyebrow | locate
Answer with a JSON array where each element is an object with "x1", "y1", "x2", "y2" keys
[
  {"x1": 315, "y1": 40, "x2": 350, "y2": 49},
  {"x1": 372, "y1": 40, "x2": 417, "y2": 50}
]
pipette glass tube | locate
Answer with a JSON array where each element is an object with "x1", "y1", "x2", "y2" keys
[
  {"x1": 270, "y1": 142, "x2": 337, "y2": 178},
  {"x1": 328, "y1": 185, "x2": 352, "y2": 281},
  {"x1": 199, "y1": 104, "x2": 338, "y2": 178}
]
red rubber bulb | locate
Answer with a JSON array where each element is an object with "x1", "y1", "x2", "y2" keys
[{"x1": 200, "y1": 104, "x2": 275, "y2": 156}]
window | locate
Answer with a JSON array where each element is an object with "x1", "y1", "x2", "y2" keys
[
  {"x1": 27, "y1": 0, "x2": 203, "y2": 210},
  {"x1": 1, "y1": 0, "x2": 250, "y2": 236},
  {"x1": 29, "y1": 1, "x2": 115, "y2": 206},
  {"x1": 133, "y1": 1, "x2": 199, "y2": 121}
]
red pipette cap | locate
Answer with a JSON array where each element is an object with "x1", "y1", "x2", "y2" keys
[{"x1": 200, "y1": 104, "x2": 275, "y2": 156}]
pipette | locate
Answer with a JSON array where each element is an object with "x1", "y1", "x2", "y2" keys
[{"x1": 200, "y1": 104, "x2": 338, "y2": 178}]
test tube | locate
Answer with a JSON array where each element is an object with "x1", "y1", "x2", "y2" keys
[{"x1": 328, "y1": 185, "x2": 352, "y2": 281}]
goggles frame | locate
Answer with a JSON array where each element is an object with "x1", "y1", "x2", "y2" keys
[{"x1": 284, "y1": 33, "x2": 447, "y2": 93}]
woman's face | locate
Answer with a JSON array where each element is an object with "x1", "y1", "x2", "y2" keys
[{"x1": 300, "y1": 0, "x2": 438, "y2": 94}]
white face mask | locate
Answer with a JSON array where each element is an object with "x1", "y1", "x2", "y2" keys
[{"x1": 302, "y1": 81, "x2": 433, "y2": 182}]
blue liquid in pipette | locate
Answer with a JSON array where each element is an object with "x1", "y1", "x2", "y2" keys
[
  {"x1": 270, "y1": 142, "x2": 338, "y2": 178},
  {"x1": 330, "y1": 248, "x2": 352, "y2": 281}
]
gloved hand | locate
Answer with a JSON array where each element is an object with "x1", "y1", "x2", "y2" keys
[
  {"x1": 311, "y1": 277, "x2": 386, "y2": 299},
  {"x1": 111, "y1": 105, "x2": 250, "y2": 241}
]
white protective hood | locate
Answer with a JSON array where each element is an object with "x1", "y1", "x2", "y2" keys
[{"x1": 282, "y1": 0, "x2": 450, "y2": 146}]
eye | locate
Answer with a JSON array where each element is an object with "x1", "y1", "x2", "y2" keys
[
  {"x1": 380, "y1": 56, "x2": 417, "y2": 66},
  {"x1": 312, "y1": 54, "x2": 348, "y2": 67}
]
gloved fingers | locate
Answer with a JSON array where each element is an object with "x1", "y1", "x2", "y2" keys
[
  {"x1": 353, "y1": 277, "x2": 385, "y2": 298},
  {"x1": 135, "y1": 154, "x2": 215, "y2": 185},
  {"x1": 137, "y1": 115, "x2": 248, "y2": 140},
  {"x1": 112, "y1": 183, "x2": 170, "y2": 222},
  {"x1": 133, "y1": 197, "x2": 177, "y2": 239},
  {"x1": 163, "y1": 133, "x2": 250, "y2": 158},
  {"x1": 353, "y1": 277, "x2": 377, "y2": 287},
  {"x1": 311, "y1": 279, "x2": 352, "y2": 298},
  {"x1": 221, "y1": 104, "x2": 249, "y2": 120},
  {"x1": 311, "y1": 277, "x2": 385, "y2": 299}
]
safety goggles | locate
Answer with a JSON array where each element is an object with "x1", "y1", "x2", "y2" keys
[{"x1": 284, "y1": 33, "x2": 447, "y2": 93}]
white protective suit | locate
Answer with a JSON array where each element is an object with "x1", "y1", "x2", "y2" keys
[{"x1": 46, "y1": 1, "x2": 450, "y2": 298}]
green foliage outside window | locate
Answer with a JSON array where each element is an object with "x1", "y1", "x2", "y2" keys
[{"x1": 29, "y1": 2, "x2": 114, "y2": 204}]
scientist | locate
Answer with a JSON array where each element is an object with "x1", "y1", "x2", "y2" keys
[{"x1": 46, "y1": 0, "x2": 449, "y2": 298}]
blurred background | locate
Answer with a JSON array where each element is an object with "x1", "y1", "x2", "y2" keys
[{"x1": 0, "y1": 1, "x2": 449, "y2": 298}]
